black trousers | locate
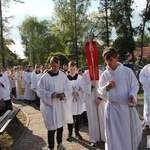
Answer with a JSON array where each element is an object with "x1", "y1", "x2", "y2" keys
[
  {"x1": 5, "y1": 100, "x2": 13, "y2": 110},
  {"x1": 11, "y1": 87, "x2": 16, "y2": 98},
  {"x1": 48, "y1": 126, "x2": 63, "y2": 149},
  {"x1": 67, "y1": 115, "x2": 80, "y2": 135},
  {"x1": 35, "y1": 92, "x2": 40, "y2": 106}
]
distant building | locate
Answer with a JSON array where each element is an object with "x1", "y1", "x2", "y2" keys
[{"x1": 127, "y1": 46, "x2": 150, "y2": 63}]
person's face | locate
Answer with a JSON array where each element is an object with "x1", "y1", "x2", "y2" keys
[
  {"x1": 105, "y1": 56, "x2": 118, "y2": 70},
  {"x1": 78, "y1": 70, "x2": 82, "y2": 75},
  {"x1": 50, "y1": 62, "x2": 60, "y2": 73},
  {"x1": 29, "y1": 67, "x2": 33, "y2": 72},
  {"x1": 36, "y1": 67, "x2": 40, "y2": 72},
  {"x1": 63, "y1": 65, "x2": 68, "y2": 71},
  {"x1": 26, "y1": 66, "x2": 29, "y2": 71},
  {"x1": 69, "y1": 66, "x2": 77, "y2": 75},
  {"x1": 42, "y1": 67, "x2": 45, "y2": 72}
]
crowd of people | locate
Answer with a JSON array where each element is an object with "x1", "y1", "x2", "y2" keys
[{"x1": 0, "y1": 46, "x2": 149, "y2": 150}]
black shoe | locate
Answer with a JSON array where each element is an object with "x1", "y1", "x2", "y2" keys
[
  {"x1": 28, "y1": 101, "x2": 31, "y2": 104},
  {"x1": 66, "y1": 134, "x2": 72, "y2": 141},
  {"x1": 75, "y1": 133, "x2": 82, "y2": 140}
]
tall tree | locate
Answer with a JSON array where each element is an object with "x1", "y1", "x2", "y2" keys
[
  {"x1": 0, "y1": 0, "x2": 24, "y2": 67},
  {"x1": 135, "y1": 34, "x2": 150, "y2": 48},
  {"x1": 137, "y1": 0, "x2": 150, "y2": 65},
  {"x1": 52, "y1": 0, "x2": 90, "y2": 66},
  {"x1": 110, "y1": 0, "x2": 136, "y2": 62},
  {"x1": 19, "y1": 16, "x2": 52, "y2": 65},
  {"x1": 98, "y1": 0, "x2": 112, "y2": 47}
]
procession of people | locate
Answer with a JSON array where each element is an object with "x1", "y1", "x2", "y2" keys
[{"x1": 0, "y1": 45, "x2": 149, "y2": 150}]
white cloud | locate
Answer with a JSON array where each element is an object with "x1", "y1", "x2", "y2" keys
[
  {"x1": 4, "y1": 0, "x2": 54, "y2": 17},
  {"x1": 30, "y1": 7, "x2": 54, "y2": 18},
  {"x1": 4, "y1": 0, "x2": 54, "y2": 59},
  {"x1": 9, "y1": 41, "x2": 25, "y2": 59},
  {"x1": 134, "y1": 0, "x2": 146, "y2": 11}
]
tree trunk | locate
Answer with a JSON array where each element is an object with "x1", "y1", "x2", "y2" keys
[
  {"x1": 0, "y1": 0, "x2": 5, "y2": 68},
  {"x1": 138, "y1": 1, "x2": 149, "y2": 66}
]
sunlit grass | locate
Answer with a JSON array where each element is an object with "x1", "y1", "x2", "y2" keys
[
  {"x1": 0, "y1": 109, "x2": 27, "y2": 149},
  {"x1": 138, "y1": 90, "x2": 144, "y2": 102}
]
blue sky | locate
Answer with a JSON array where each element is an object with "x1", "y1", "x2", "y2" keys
[{"x1": 4, "y1": 0, "x2": 147, "y2": 58}]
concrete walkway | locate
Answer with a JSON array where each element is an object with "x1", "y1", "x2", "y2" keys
[{"x1": 11, "y1": 100, "x2": 149, "y2": 150}]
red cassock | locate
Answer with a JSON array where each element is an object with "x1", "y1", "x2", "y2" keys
[{"x1": 85, "y1": 41, "x2": 99, "y2": 81}]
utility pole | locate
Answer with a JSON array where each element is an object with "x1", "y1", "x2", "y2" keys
[{"x1": 0, "y1": 0, "x2": 5, "y2": 68}]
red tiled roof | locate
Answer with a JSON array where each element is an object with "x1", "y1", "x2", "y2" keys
[{"x1": 128, "y1": 46, "x2": 150, "y2": 61}]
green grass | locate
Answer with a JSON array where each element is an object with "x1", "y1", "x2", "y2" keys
[
  {"x1": 0, "y1": 109, "x2": 27, "y2": 150},
  {"x1": 138, "y1": 90, "x2": 144, "y2": 102}
]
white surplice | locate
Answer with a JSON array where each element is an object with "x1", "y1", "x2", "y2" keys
[
  {"x1": 139, "y1": 64, "x2": 150, "y2": 126},
  {"x1": 37, "y1": 70, "x2": 73, "y2": 130},
  {"x1": 14, "y1": 71, "x2": 24, "y2": 100},
  {"x1": 98, "y1": 63, "x2": 142, "y2": 150},
  {"x1": 31, "y1": 70, "x2": 41, "y2": 92},
  {"x1": 24, "y1": 71, "x2": 35, "y2": 101},
  {"x1": 22, "y1": 71, "x2": 27, "y2": 89},
  {"x1": 67, "y1": 74, "x2": 84, "y2": 115},
  {"x1": 81, "y1": 70, "x2": 106, "y2": 143},
  {"x1": 0, "y1": 74, "x2": 10, "y2": 101}
]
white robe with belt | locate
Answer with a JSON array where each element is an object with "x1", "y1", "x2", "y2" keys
[
  {"x1": 37, "y1": 71, "x2": 73, "y2": 130},
  {"x1": 98, "y1": 63, "x2": 142, "y2": 150},
  {"x1": 139, "y1": 64, "x2": 150, "y2": 126},
  {"x1": 67, "y1": 74, "x2": 84, "y2": 115},
  {"x1": 81, "y1": 70, "x2": 106, "y2": 143}
]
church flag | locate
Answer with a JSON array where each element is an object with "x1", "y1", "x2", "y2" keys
[{"x1": 85, "y1": 41, "x2": 99, "y2": 81}]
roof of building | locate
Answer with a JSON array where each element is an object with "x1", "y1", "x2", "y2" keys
[{"x1": 128, "y1": 46, "x2": 150, "y2": 61}]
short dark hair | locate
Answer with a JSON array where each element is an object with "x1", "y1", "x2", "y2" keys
[
  {"x1": 63, "y1": 63, "x2": 67, "y2": 66},
  {"x1": 68, "y1": 61, "x2": 76, "y2": 67},
  {"x1": 35, "y1": 64, "x2": 40, "y2": 68},
  {"x1": 102, "y1": 47, "x2": 118, "y2": 59},
  {"x1": 29, "y1": 66, "x2": 33, "y2": 69},
  {"x1": 50, "y1": 56, "x2": 60, "y2": 64}
]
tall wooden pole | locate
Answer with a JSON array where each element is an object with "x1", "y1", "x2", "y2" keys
[{"x1": 0, "y1": 0, "x2": 5, "y2": 68}]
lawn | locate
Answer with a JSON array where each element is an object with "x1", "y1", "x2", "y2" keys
[
  {"x1": 138, "y1": 90, "x2": 144, "y2": 102},
  {"x1": 0, "y1": 108, "x2": 27, "y2": 150}
]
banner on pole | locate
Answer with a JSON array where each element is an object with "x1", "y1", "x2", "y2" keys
[{"x1": 85, "y1": 41, "x2": 99, "y2": 81}]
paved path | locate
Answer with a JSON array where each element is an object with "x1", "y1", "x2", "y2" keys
[{"x1": 11, "y1": 100, "x2": 149, "y2": 150}]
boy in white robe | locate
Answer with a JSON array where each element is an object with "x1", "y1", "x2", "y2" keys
[
  {"x1": 0, "y1": 73, "x2": 12, "y2": 110},
  {"x1": 37, "y1": 56, "x2": 73, "y2": 150},
  {"x1": 139, "y1": 64, "x2": 150, "y2": 131},
  {"x1": 98, "y1": 47, "x2": 142, "y2": 150},
  {"x1": 66, "y1": 61, "x2": 84, "y2": 141},
  {"x1": 81, "y1": 69, "x2": 106, "y2": 145},
  {"x1": 24, "y1": 66, "x2": 35, "y2": 104},
  {"x1": 31, "y1": 65, "x2": 41, "y2": 106},
  {"x1": 8, "y1": 69, "x2": 16, "y2": 98}
]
